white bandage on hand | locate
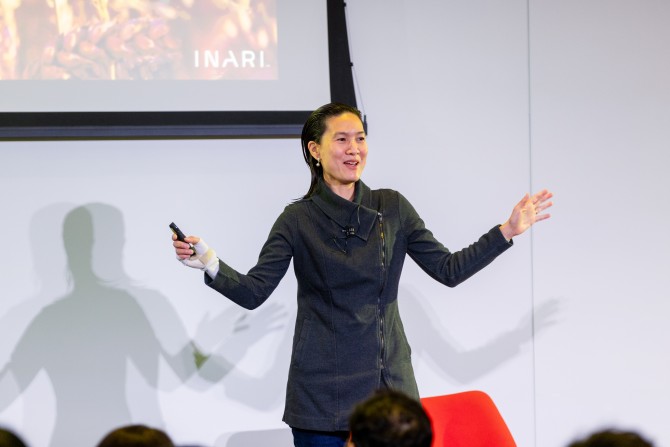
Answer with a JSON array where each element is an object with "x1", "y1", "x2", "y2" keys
[{"x1": 178, "y1": 239, "x2": 219, "y2": 277}]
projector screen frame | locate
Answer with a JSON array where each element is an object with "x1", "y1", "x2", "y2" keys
[{"x1": 0, "y1": 0, "x2": 357, "y2": 140}]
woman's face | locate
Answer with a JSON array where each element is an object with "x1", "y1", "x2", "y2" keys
[{"x1": 309, "y1": 112, "x2": 368, "y2": 195}]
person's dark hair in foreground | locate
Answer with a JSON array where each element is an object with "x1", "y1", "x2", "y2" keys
[
  {"x1": 96, "y1": 425, "x2": 175, "y2": 447},
  {"x1": 348, "y1": 389, "x2": 432, "y2": 447},
  {"x1": 0, "y1": 428, "x2": 28, "y2": 447},
  {"x1": 568, "y1": 429, "x2": 654, "y2": 447}
]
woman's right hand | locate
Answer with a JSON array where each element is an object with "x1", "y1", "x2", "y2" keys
[
  {"x1": 172, "y1": 234, "x2": 219, "y2": 272},
  {"x1": 172, "y1": 233, "x2": 200, "y2": 259}
]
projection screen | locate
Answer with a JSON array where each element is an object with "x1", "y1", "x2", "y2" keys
[{"x1": 0, "y1": 0, "x2": 357, "y2": 138}]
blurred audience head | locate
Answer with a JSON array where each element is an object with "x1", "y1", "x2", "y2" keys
[
  {"x1": 96, "y1": 425, "x2": 175, "y2": 447},
  {"x1": 0, "y1": 428, "x2": 28, "y2": 447},
  {"x1": 348, "y1": 389, "x2": 432, "y2": 447},
  {"x1": 568, "y1": 429, "x2": 654, "y2": 447}
]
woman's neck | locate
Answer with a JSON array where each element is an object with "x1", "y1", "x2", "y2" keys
[{"x1": 324, "y1": 179, "x2": 356, "y2": 201}]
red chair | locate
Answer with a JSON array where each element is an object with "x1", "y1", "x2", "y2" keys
[{"x1": 421, "y1": 390, "x2": 516, "y2": 447}]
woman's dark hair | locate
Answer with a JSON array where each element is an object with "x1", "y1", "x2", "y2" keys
[
  {"x1": 96, "y1": 425, "x2": 175, "y2": 447},
  {"x1": 300, "y1": 102, "x2": 363, "y2": 199}
]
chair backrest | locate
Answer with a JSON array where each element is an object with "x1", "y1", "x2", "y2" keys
[{"x1": 420, "y1": 390, "x2": 516, "y2": 447}]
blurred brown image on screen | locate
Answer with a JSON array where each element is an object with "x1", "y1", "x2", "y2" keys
[{"x1": 0, "y1": 0, "x2": 277, "y2": 80}]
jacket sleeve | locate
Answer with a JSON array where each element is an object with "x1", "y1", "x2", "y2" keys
[
  {"x1": 398, "y1": 192, "x2": 512, "y2": 287},
  {"x1": 204, "y1": 207, "x2": 294, "y2": 309}
]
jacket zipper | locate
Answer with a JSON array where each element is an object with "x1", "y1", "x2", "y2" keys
[
  {"x1": 377, "y1": 212, "x2": 386, "y2": 372},
  {"x1": 378, "y1": 212, "x2": 386, "y2": 288}
]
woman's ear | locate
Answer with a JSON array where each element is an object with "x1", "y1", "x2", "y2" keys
[{"x1": 307, "y1": 141, "x2": 320, "y2": 161}]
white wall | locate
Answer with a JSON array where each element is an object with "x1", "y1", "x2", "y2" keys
[
  {"x1": 1, "y1": 1, "x2": 668, "y2": 446},
  {"x1": 529, "y1": 1, "x2": 670, "y2": 446}
]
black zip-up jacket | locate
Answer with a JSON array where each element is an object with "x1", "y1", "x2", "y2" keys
[{"x1": 205, "y1": 179, "x2": 512, "y2": 431}]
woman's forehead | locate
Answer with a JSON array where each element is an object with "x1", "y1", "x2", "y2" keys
[{"x1": 324, "y1": 112, "x2": 364, "y2": 133}]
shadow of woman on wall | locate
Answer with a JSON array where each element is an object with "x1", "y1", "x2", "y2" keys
[{"x1": 0, "y1": 203, "x2": 286, "y2": 447}]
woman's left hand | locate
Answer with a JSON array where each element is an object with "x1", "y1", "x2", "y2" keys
[{"x1": 500, "y1": 189, "x2": 553, "y2": 241}]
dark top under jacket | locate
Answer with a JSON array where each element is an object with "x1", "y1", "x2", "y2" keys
[{"x1": 205, "y1": 178, "x2": 512, "y2": 431}]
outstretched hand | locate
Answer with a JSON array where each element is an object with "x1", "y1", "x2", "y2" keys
[{"x1": 499, "y1": 189, "x2": 553, "y2": 240}]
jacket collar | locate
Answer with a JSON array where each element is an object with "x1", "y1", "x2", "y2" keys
[{"x1": 311, "y1": 178, "x2": 378, "y2": 242}]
